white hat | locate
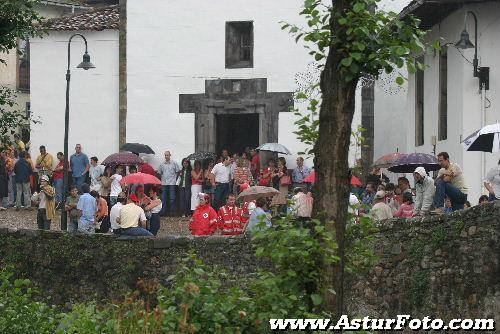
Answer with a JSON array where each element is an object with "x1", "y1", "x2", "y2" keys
[
  {"x1": 375, "y1": 190, "x2": 386, "y2": 199},
  {"x1": 414, "y1": 166, "x2": 427, "y2": 178},
  {"x1": 40, "y1": 174, "x2": 50, "y2": 182}
]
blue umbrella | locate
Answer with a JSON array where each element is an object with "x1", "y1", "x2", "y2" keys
[{"x1": 388, "y1": 153, "x2": 440, "y2": 173}]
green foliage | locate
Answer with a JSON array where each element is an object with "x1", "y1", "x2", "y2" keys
[
  {"x1": 410, "y1": 271, "x2": 429, "y2": 309},
  {"x1": 0, "y1": 0, "x2": 44, "y2": 59},
  {"x1": 408, "y1": 238, "x2": 427, "y2": 264},
  {"x1": 431, "y1": 225, "x2": 446, "y2": 250},
  {"x1": 0, "y1": 269, "x2": 57, "y2": 334},
  {"x1": 345, "y1": 215, "x2": 378, "y2": 275},
  {"x1": 0, "y1": 86, "x2": 38, "y2": 149},
  {"x1": 451, "y1": 220, "x2": 465, "y2": 236}
]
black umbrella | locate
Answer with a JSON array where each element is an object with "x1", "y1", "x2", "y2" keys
[
  {"x1": 462, "y1": 123, "x2": 500, "y2": 152},
  {"x1": 121, "y1": 143, "x2": 155, "y2": 155},
  {"x1": 388, "y1": 153, "x2": 440, "y2": 173},
  {"x1": 187, "y1": 151, "x2": 217, "y2": 161}
]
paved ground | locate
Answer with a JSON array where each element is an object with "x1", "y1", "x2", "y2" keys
[{"x1": 0, "y1": 208, "x2": 191, "y2": 236}]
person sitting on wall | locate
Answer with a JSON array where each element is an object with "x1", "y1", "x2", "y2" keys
[
  {"x1": 434, "y1": 152, "x2": 468, "y2": 212},
  {"x1": 189, "y1": 193, "x2": 218, "y2": 236},
  {"x1": 370, "y1": 191, "x2": 393, "y2": 221},
  {"x1": 217, "y1": 194, "x2": 244, "y2": 236},
  {"x1": 116, "y1": 194, "x2": 153, "y2": 237},
  {"x1": 413, "y1": 167, "x2": 436, "y2": 217}
]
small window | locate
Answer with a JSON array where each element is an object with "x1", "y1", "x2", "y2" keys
[
  {"x1": 415, "y1": 56, "x2": 424, "y2": 146},
  {"x1": 438, "y1": 46, "x2": 447, "y2": 141},
  {"x1": 225, "y1": 21, "x2": 253, "y2": 68},
  {"x1": 17, "y1": 39, "x2": 30, "y2": 91}
]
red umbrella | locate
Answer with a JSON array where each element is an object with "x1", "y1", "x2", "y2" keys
[
  {"x1": 303, "y1": 171, "x2": 363, "y2": 186},
  {"x1": 120, "y1": 172, "x2": 161, "y2": 185},
  {"x1": 102, "y1": 152, "x2": 143, "y2": 166}
]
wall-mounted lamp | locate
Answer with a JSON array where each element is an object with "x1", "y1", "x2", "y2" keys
[{"x1": 455, "y1": 11, "x2": 489, "y2": 90}]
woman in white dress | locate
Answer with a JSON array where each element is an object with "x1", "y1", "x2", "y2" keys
[{"x1": 190, "y1": 160, "x2": 204, "y2": 211}]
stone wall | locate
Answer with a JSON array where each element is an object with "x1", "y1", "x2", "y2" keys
[
  {"x1": 0, "y1": 230, "x2": 263, "y2": 306},
  {"x1": 347, "y1": 202, "x2": 500, "y2": 323},
  {"x1": 0, "y1": 203, "x2": 499, "y2": 322}
]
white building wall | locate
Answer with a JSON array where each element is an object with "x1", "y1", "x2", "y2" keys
[
  {"x1": 405, "y1": 2, "x2": 500, "y2": 203},
  {"x1": 127, "y1": 0, "x2": 314, "y2": 168},
  {"x1": 30, "y1": 30, "x2": 119, "y2": 165}
]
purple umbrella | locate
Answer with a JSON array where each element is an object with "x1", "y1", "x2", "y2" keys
[
  {"x1": 102, "y1": 152, "x2": 144, "y2": 166},
  {"x1": 388, "y1": 153, "x2": 440, "y2": 173}
]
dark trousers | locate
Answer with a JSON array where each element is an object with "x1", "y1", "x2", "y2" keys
[
  {"x1": 148, "y1": 213, "x2": 161, "y2": 236},
  {"x1": 161, "y1": 185, "x2": 177, "y2": 216},
  {"x1": 179, "y1": 186, "x2": 191, "y2": 215},
  {"x1": 37, "y1": 209, "x2": 51, "y2": 230},
  {"x1": 434, "y1": 179, "x2": 467, "y2": 211},
  {"x1": 213, "y1": 183, "x2": 230, "y2": 211},
  {"x1": 96, "y1": 216, "x2": 110, "y2": 233}
]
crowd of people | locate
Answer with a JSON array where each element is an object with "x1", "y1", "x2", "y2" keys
[
  {"x1": 1, "y1": 139, "x2": 497, "y2": 234},
  {"x1": 353, "y1": 151, "x2": 498, "y2": 221},
  {"x1": 0, "y1": 142, "x2": 315, "y2": 236}
]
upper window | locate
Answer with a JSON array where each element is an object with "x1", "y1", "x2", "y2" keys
[
  {"x1": 415, "y1": 56, "x2": 424, "y2": 147},
  {"x1": 17, "y1": 39, "x2": 30, "y2": 91},
  {"x1": 225, "y1": 21, "x2": 253, "y2": 69},
  {"x1": 438, "y1": 46, "x2": 448, "y2": 141}
]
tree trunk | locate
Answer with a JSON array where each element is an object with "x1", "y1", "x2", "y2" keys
[{"x1": 313, "y1": 1, "x2": 358, "y2": 317}]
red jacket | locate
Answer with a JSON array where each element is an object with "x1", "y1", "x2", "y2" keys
[
  {"x1": 217, "y1": 205, "x2": 243, "y2": 235},
  {"x1": 190, "y1": 204, "x2": 217, "y2": 236},
  {"x1": 240, "y1": 200, "x2": 255, "y2": 224}
]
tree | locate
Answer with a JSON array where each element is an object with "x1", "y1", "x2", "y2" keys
[{"x1": 284, "y1": 0, "x2": 429, "y2": 317}]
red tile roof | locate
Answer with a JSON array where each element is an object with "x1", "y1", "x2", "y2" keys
[{"x1": 44, "y1": 5, "x2": 119, "y2": 31}]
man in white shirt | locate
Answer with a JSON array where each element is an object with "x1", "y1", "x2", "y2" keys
[
  {"x1": 110, "y1": 165, "x2": 124, "y2": 207},
  {"x1": 370, "y1": 191, "x2": 393, "y2": 221},
  {"x1": 116, "y1": 194, "x2": 153, "y2": 236},
  {"x1": 89, "y1": 157, "x2": 104, "y2": 192},
  {"x1": 157, "y1": 150, "x2": 180, "y2": 216},
  {"x1": 210, "y1": 156, "x2": 231, "y2": 210},
  {"x1": 109, "y1": 192, "x2": 127, "y2": 234}
]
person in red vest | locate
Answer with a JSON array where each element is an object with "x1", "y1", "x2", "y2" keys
[
  {"x1": 238, "y1": 183, "x2": 255, "y2": 227},
  {"x1": 189, "y1": 193, "x2": 217, "y2": 236},
  {"x1": 217, "y1": 194, "x2": 244, "y2": 235}
]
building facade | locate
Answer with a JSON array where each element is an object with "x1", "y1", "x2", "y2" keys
[{"x1": 392, "y1": 0, "x2": 500, "y2": 202}]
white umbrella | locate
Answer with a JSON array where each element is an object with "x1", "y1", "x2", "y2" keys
[
  {"x1": 463, "y1": 123, "x2": 500, "y2": 152},
  {"x1": 256, "y1": 143, "x2": 292, "y2": 155}
]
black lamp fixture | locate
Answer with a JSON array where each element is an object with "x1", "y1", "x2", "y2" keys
[
  {"x1": 455, "y1": 11, "x2": 489, "y2": 90},
  {"x1": 60, "y1": 34, "x2": 95, "y2": 231}
]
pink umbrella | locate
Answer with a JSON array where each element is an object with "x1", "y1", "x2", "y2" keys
[{"x1": 120, "y1": 172, "x2": 161, "y2": 185}]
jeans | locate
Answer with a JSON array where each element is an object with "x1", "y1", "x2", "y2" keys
[
  {"x1": 68, "y1": 219, "x2": 78, "y2": 232},
  {"x1": 213, "y1": 183, "x2": 230, "y2": 211},
  {"x1": 148, "y1": 212, "x2": 161, "y2": 236},
  {"x1": 36, "y1": 209, "x2": 51, "y2": 230},
  {"x1": 8, "y1": 175, "x2": 16, "y2": 206},
  {"x1": 15, "y1": 182, "x2": 31, "y2": 208},
  {"x1": 73, "y1": 175, "x2": 85, "y2": 191},
  {"x1": 434, "y1": 179, "x2": 468, "y2": 211},
  {"x1": 78, "y1": 219, "x2": 95, "y2": 234},
  {"x1": 178, "y1": 186, "x2": 191, "y2": 216},
  {"x1": 53, "y1": 178, "x2": 63, "y2": 203},
  {"x1": 120, "y1": 227, "x2": 153, "y2": 237},
  {"x1": 489, "y1": 194, "x2": 498, "y2": 202},
  {"x1": 161, "y1": 185, "x2": 177, "y2": 216}
]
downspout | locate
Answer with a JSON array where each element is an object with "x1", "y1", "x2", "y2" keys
[{"x1": 119, "y1": 0, "x2": 127, "y2": 147}]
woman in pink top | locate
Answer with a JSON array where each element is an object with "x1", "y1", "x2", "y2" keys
[{"x1": 394, "y1": 192, "x2": 414, "y2": 218}]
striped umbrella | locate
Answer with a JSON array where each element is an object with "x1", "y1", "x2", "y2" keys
[
  {"x1": 463, "y1": 123, "x2": 500, "y2": 152},
  {"x1": 388, "y1": 153, "x2": 440, "y2": 173},
  {"x1": 372, "y1": 153, "x2": 407, "y2": 169}
]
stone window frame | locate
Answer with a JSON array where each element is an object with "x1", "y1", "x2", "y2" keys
[
  {"x1": 415, "y1": 55, "x2": 425, "y2": 147},
  {"x1": 225, "y1": 21, "x2": 254, "y2": 69}
]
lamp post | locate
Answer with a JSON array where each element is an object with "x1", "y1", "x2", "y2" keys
[
  {"x1": 60, "y1": 34, "x2": 95, "y2": 230},
  {"x1": 455, "y1": 11, "x2": 489, "y2": 90}
]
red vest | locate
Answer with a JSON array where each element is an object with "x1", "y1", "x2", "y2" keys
[
  {"x1": 190, "y1": 204, "x2": 217, "y2": 236},
  {"x1": 217, "y1": 205, "x2": 243, "y2": 235}
]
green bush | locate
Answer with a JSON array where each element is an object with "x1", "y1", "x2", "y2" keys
[{"x1": 0, "y1": 269, "x2": 57, "y2": 334}]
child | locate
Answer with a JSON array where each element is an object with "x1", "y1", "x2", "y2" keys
[
  {"x1": 478, "y1": 195, "x2": 489, "y2": 205},
  {"x1": 443, "y1": 198, "x2": 453, "y2": 214},
  {"x1": 65, "y1": 185, "x2": 80, "y2": 232},
  {"x1": 394, "y1": 192, "x2": 414, "y2": 218}
]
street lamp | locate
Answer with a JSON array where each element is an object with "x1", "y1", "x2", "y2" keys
[
  {"x1": 455, "y1": 11, "x2": 489, "y2": 90},
  {"x1": 60, "y1": 34, "x2": 95, "y2": 230}
]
